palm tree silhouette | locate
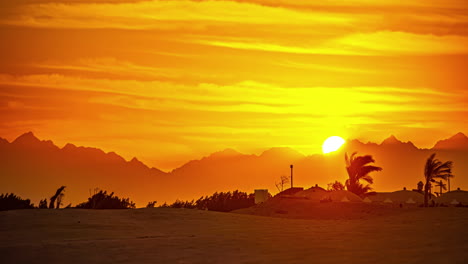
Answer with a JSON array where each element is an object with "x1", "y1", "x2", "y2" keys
[
  {"x1": 446, "y1": 173, "x2": 455, "y2": 192},
  {"x1": 423, "y1": 153, "x2": 453, "y2": 207},
  {"x1": 434, "y1": 180, "x2": 447, "y2": 197},
  {"x1": 49, "y1": 186, "x2": 66, "y2": 209},
  {"x1": 345, "y1": 152, "x2": 382, "y2": 197}
]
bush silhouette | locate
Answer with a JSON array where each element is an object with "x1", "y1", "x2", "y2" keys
[
  {"x1": 76, "y1": 190, "x2": 136, "y2": 209},
  {"x1": 163, "y1": 190, "x2": 255, "y2": 212},
  {"x1": 146, "y1": 201, "x2": 157, "y2": 208},
  {"x1": 328, "y1": 181, "x2": 345, "y2": 191},
  {"x1": 0, "y1": 193, "x2": 35, "y2": 211},
  {"x1": 38, "y1": 199, "x2": 48, "y2": 209},
  {"x1": 165, "y1": 199, "x2": 196, "y2": 209}
]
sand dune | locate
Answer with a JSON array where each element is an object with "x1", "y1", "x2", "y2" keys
[{"x1": 1, "y1": 207, "x2": 467, "y2": 264}]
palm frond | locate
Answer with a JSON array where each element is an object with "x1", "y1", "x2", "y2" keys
[
  {"x1": 344, "y1": 152, "x2": 381, "y2": 196},
  {"x1": 360, "y1": 174, "x2": 374, "y2": 184},
  {"x1": 357, "y1": 165, "x2": 382, "y2": 178}
]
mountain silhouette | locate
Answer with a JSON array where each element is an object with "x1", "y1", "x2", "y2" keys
[
  {"x1": 380, "y1": 135, "x2": 417, "y2": 149},
  {"x1": 0, "y1": 132, "x2": 167, "y2": 207},
  {"x1": 1, "y1": 132, "x2": 467, "y2": 207},
  {"x1": 433, "y1": 132, "x2": 468, "y2": 150}
]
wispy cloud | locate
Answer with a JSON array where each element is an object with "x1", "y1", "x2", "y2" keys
[{"x1": 0, "y1": 0, "x2": 467, "y2": 165}]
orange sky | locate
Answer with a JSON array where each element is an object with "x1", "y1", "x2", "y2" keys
[{"x1": 0, "y1": 0, "x2": 467, "y2": 170}]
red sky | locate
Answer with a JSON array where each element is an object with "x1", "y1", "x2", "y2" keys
[{"x1": 0, "y1": 0, "x2": 467, "y2": 170}]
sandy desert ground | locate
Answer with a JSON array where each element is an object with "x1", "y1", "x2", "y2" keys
[{"x1": 1, "y1": 205, "x2": 468, "y2": 264}]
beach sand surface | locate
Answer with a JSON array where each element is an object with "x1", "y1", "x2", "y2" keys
[{"x1": 1, "y1": 206, "x2": 467, "y2": 264}]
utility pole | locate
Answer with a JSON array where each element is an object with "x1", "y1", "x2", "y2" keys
[{"x1": 290, "y1": 164, "x2": 293, "y2": 188}]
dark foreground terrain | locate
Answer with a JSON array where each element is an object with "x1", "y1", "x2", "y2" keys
[{"x1": 1, "y1": 205, "x2": 467, "y2": 263}]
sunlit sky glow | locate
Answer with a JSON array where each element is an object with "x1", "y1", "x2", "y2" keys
[
  {"x1": 322, "y1": 136, "x2": 346, "y2": 154},
  {"x1": 0, "y1": 0, "x2": 467, "y2": 170}
]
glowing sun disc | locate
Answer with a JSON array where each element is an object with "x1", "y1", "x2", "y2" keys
[{"x1": 322, "y1": 136, "x2": 346, "y2": 154}]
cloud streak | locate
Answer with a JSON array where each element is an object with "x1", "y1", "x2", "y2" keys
[{"x1": 0, "y1": 0, "x2": 467, "y2": 167}]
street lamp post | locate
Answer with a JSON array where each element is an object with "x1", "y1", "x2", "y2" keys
[{"x1": 290, "y1": 164, "x2": 293, "y2": 188}]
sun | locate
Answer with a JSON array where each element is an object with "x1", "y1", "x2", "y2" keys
[{"x1": 322, "y1": 136, "x2": 346, "y2": 154}]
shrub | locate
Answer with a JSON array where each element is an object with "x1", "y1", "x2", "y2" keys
[
  {"x1": 163, "y1": 190, "x2": 255, "y2": 212},
  {"x1": 38, "y1": 199, "x2": 48, "y2": 209},
  {"x1": 146, "y1": 201, "x2": 157, "y2": 208},
  {"x1": 76, "y1": 190, "x2": 135, "y2": 209},
  {"x1": 328, "y1": 181, "x2": 345, "y2": 191},
  {"x1": 0, "y1": 193, "x2": 35, "y2": 211},
  {"x1": 169, "y1": 199, "x2": 196, "y2": 209}
]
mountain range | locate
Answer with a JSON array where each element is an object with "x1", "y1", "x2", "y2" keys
[{"x1": 1, "y1": 132, "x2": 467, "y2": 207}]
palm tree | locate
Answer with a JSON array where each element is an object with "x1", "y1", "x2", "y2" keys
[
  {"x1": 434, "y1": 180, "x2": 447, "y2": 197},
  {"x1": 49, "y1": 186, "x2": 66, "y2": 209},
  {"x1": 423, "y1": 153, "x2": 453, "y2": 207},
  {"x1": 446, "y1": 173, "x2": 455, "y2": 192},
  {"x1": 345, "y1": 152, "x2": 382, "y2": 197}
]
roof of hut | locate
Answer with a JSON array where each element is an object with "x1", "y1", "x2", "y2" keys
[
  {"x1": 300, "y1": 190, "x2": 362, "y2": 202},
  {"x1": 437, "y1": 190, "x2": 468, "y2": 205},
  {"x1": 295, "y1": 186, "x2": 327, "y2": 200},
  {"x1": 366, "y1": 190, "x2": 424, "y2": 204}
]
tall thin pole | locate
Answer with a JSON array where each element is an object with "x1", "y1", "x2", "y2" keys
[
  {"x1": 440, "y1": 180, "x2": 443, "y2": 195},
  {"x1": 290, "y1": 164, "x2": 293, "y2": 188}
]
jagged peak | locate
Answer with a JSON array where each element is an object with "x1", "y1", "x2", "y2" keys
[
  {"x1": 208, "y1": 148, "x2": 242, "y2": 158},
  {"x1": 349, "y1": 138, "x2": 364, "y2": 144},
  {"x1": 381, "y1": 135, "x2": 401, "y2": 145},
  {"x1": 347, "y1": 138, "x2": 378, "y2": 147},
  {"x1": 130, "y1": 157, "x2": 141, "y2": 163},
  {"x1": 129, "y1": 157, "x2": 149, "y2": 169},
  {"x1": 12, "y1": 131, "x2": 40, "y2": 144},
  {"x1": 380, "y1": 135, "x2": 417, "y2": 149},
  {"x1": 62, "y1": 143, "x2": 77, "y2": 150},
  {"x1": 0, "y1": 137, "x2": 8, "y2": 144},
  {"x1": 260, "y1": 147, "x2": 305, "y2": 159},
  {"x1": 433, "y1": 132, "x2": 468, "y2": 149},
  {"x1": 450, "y1": 132, "x2": 467, "y2": 140}
]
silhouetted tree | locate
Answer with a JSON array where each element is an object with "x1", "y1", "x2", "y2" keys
[
  {"x1": 424, "y1": 153, "x2": 453, "y2": 207},
  {"x1": 434, "y1": 180, "x2": 447, "y2": 197},
  {"x1": 0, "y1": 193, "x2": 35, "y2": 211},
  {"x1": 345, "y1": 152, "x2": 382, "y2": 197},
  {"x1": 146, "y1": 201, "x2": 157, "y2": 208},
  {"x1": 49, "y1": 186, "x2": 66, "y2": 209},
  {"x1": 168, "y1": 199, "x2": 196, "y2": 209},
  {"x1": 163, "y1": 190, "x2": 256, "y2": 212},
  {"x1": 56, "y1": 193, "x2": 64, "y2": 209},
  {"x1": 38, "y1": 199, "x2": 48, "y2": 209},
  {"x1": 328, "y1": 181, "x2": 345, "y2": 191},
  {"x1": 275, "y1": 175, "x2": 290, "y2": 192},
  {"x1": 76, "y1": 190, "x2": 135, "y2": 209},
  {"x1": 417, "y1": 181, "x2": 424, "y2": 193},
  {"x1": 446, "y1": 173, "x2": 455, "y2": 192}
]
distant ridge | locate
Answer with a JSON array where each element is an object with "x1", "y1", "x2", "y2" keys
[
  {"x1": 208, "y1": 148, "x2": 243, "y2": 159},
  {"x1": 1, "y1": 132, "x2": 467, "y2": 207},
  {"x1": 0, "y1": 132, "x2": 168, "y2": 207},
  {"x1": 259, "y1": 147, "x2": 305, "y2": 160},
  {"x1": 433, "y1": 132, "x2": 468, "y2": 150},
  {"x1": 380, "y1": 135, "x2": 417, "y2": 149}
]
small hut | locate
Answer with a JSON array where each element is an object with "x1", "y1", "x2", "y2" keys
[
  {"x1": 254, "y1": 189, "x2": 270, "y2": 204},
  {"x1": 365, "y1": 190, "x2": 424, "y2": 204},
  {"x1": 319, "y1": 190, "x2": 362, "y2": 203},
  {"x1": 437, "y1": 190, "x2": 468, "y2": 205}
]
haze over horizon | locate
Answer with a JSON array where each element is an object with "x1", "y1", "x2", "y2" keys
[
  {"x1": 1, "y1": 0, "x2": 467, "y2": 170},
  {"x1": 1, "y1": 131, "x2": 467, "y2": 171},
  {"x1": 2, "y1": 130, "x2": 468, "y2": 206}
]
